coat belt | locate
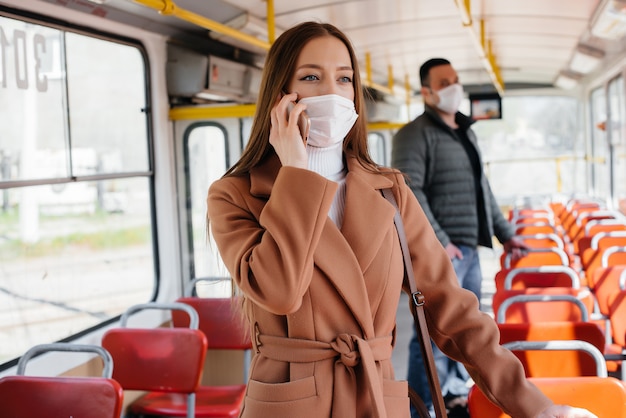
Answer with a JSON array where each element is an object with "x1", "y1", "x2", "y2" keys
[{"x1": 256, "y1": 332, "x2": 393, "y2": 418}]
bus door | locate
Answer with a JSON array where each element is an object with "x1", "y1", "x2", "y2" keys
[{"x1": 172, "y1": 111, "x2": 254, "y2": 298}]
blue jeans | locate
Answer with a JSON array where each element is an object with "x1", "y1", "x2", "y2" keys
[{"x1": 408, "y1": 245, "x2": 482, "y2": 418}]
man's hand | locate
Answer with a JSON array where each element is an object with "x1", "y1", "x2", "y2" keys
[
  {"x1": 445, "y1": 243, "x2": 463, "y2": 260},
  {"x1": 503, "y1": 236, "x2": 530, "y2": 262}
]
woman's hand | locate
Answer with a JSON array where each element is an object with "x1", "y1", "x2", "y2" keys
[
  {"x1": 269, "y1": 92, "x2": 308, "y2": 169},
  {"x1": 535, "y1": 405, "x2": 598, "y2": 418}
]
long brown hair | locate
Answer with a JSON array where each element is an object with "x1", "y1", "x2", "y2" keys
[{"x1": 224, "y1": 21, "x2": 379, "y2": 177}]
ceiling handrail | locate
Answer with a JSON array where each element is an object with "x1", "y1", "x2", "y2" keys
[
  {"x1": 453, "y1": 0, "x2": 504, "y2": 95},
  {"x1": 132, "y1": 0, "x2": 273, "y2": 51}
]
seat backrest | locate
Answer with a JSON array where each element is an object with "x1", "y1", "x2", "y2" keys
[
  {"x1": 563, "y1": 204, "x2": 602, "y2": 237},
  {"x1": 570, "y1": 212, "x2": 620, "y2": 245},
  {"x1": 498, "y1": 323, "x2": 607, "y2": 378},
  {"x1": 517, "y1": 233, "x2": 564, "y2": 249},
  {"x1": 103, "y1": 328, "x2": 207, "y2": 392},
  {"x1": 502, "y1": 247, "x2": 569, "y2": 269},
  {"x1": 581, "y1": 232, "x2": 626, "y2": 272},
  {"x1": 608, "y1": 290, "x2": 626, "y2": 348},
  {"x1": 468, "y1": 376, "x2": 626, "y2": 418},
  {"x1": 102, "y1": 302, "x2": 208, "y2": 393},
  {"x1": 514, "y1": 223, "x2": 558, "y2": 237},
  {"x1": 498, "y1": 321, "x2": 605, "y2": 350},
  {"x1": 173, "y1": 297, "x2": 251, "y2": 350},
  {"x1": 0, "y1": 376, "x2": 123, "y2": 418},
  {"x1": 503, "y1": 340, "x2": 607, "y2": 377},
  {"x1": 592, "y1": 266, "x2": 626, "y2": 315},
  {"x1": 573, "y1": 217, "x2": 624, "y2": 255},
  {"x1": 493, "y1": 288, "x2": 593, "y2": 324},
  {"x1": 512, "y1": 215, "x2": 554, "y2": 226},
  {"x1": 0, "y1": 343, "x2": 123, "y2": 418},
  {"x1": 601, "y1": 246, "x2": 626, "y2": 267},
  {"x1": 494, "y1": 265, "x2": 580, "y2": 291},
  {"x1": 585, "y1": 218, "x2": 626, "y2": 237}
]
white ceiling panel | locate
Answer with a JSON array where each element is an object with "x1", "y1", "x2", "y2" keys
[{"x1": 51, "y1": 0, "x2": 624, "y2": 95}]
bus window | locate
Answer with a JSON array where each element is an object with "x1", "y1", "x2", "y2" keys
[
  {"x1": 607, "y1": 75, "x2": 625, "y2": 211},
  {"x1": 472, "y1": 96, "x2": 582, "y2": 207},
  {"x1": 65, "y1": 33, "x2": 149, "y2": 173},
  {"x1": 0, "y1": 17, "x2": 153, "y2": 365},
  {"x1": 590, "y1": 87, "x2": 608, "y2": 199},
  {"x1": 185, "y1": 124, "x2": 231, "y2": 296}
]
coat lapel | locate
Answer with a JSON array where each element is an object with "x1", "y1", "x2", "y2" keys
[
  {"x1": 341, "y1": 159, "x2": 396, "y2": 274},
  {"x1": 248, "y1": 153, "x2": 398, "y2": 337},
  {"x1": 313, "y1": 156, "x2": 396, "y2": 337}
]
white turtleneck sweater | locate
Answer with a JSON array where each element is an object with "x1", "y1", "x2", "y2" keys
[{"x1": 307, "y1": 143, "x2": 347, "y2": 229}]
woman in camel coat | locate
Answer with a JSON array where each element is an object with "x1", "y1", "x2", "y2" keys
[{"x1": 207, "y1": 21, "x2": 596, "y2": 418}]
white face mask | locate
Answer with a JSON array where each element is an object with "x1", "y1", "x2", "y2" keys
[
  {"x1": 434, "y1": 83, "x2": 463, "y2": 114},
  {"x1": 297, "y1": 94, "x2": 358, "y2": 148}
]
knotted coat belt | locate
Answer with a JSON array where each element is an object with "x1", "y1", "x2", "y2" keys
[{"x1": 256, "y1": 332, "x2": 394, "y2": 418}]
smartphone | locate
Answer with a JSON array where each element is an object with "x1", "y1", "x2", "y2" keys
[{"x1": 287, "y1": 101, "x2": 310, "y2": 141}]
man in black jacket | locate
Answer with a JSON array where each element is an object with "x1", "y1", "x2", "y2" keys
[{"x1": 391, "y1": 58, "x2": 528, "y2": 418}]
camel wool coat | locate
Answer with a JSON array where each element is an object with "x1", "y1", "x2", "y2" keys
[{"x1": 207, "y1": 151, "x2": 552, "y2": 418}]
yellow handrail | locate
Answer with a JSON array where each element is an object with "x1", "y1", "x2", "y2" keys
[
  {"x1": 170, "y1": 104, "x2": 257, "y2": 120},
  {"x1": 133, "y1": 0, "x2": 272, "y2": 51},
  {"x1": 453, "y1": 0, "x2": 504, "y2": 95},
  {"x1": 169, "y1": 105, "x2": 407, "y2": 132}
]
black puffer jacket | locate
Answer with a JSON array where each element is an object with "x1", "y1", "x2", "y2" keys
[{"x1": 391, "y1": 105, "x2": 513, "y2": 248}]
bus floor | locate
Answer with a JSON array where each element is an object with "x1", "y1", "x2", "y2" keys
[{"x1": 392, "y1": 246, "x2": 501, "y2": 380}]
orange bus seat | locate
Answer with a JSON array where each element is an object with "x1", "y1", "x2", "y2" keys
[
  {"x1": 581, "y1": 232, "x2": 626, "y2": 277},
  {"x1": 570, "y1": 211, "x2": 620, "y2": 248},
  {"x1": 498, "y1": 234, "x2": 569, "y2": 268},
  {"x1": 0, "y1": 343, "x2": 123, "y2": 418},
  {"x1": 592, "y1": 266, "x2": 626, "y2": 316},
  {"x1": 502, "y1": 247, "x2": 570, "y2": 269},
  {"x1": 606, "y1": 290, "x2": 626, "y2": 380},
  {"x1": 102, "y1": 302, "x2": 207, "y2": 418},
  {"x1": 503, "y1": 340, "x2": 607, "y2": 377},
  {"x1": 493, "y1": 288, "x2": 594, "y2": 324},
  {"x1": 578, "y1": 219, "x2": 626, "y2": 253},
  {"x1": 609, "y1": 290, "x2": 626, "y2": 350},
  {"x1": 468, "y1": 376, "x2": 626, "y2": 418},
  {"x1": 517, "y1": 233, "x2": 564, "y2": 249},
  {"x1": 509, "y1": 207, "x2": 554, "y2": 223},
  {"x1": 494, "y1": 265, "x2": 580, "y2": 291},
  {"x1": 549, "y1": 201, "x2": 565, "y2": 218},
  {"x1": 514, "y1": 223, "x2": 559, "y2": 237},
  {"x1": 498, "y1": 322, "x2": 605, "y2": 350},
  {"x1": 512, "y1": 215, "x2": 555, "y2": 226},
  {"x1": 586, "y1": 245, "x2": 626, "y2": 286},
  {"x1": 499, "y1": 322, "x2": 607, "y2": 375},
  {"x1": 562, "y1": 203, "x2": 603, "y2": 239}
]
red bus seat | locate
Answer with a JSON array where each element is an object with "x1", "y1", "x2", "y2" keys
[
  {"x1": 159, "y1": 292, "x2": 251, "y2": 418},
  {"x1": 0, "y1": 343, "x2": 123, "y2": 418},
  {"x1": 102, "y1": 302, "x2": 207, "y2": 418}
]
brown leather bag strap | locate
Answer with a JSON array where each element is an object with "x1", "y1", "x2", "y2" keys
[
  {"x1": 382, "y1": 188, "x2": 448, "y2": 418},
  {"x1": 409, "y1": 386, "x2": 434, "y2": 418}
]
